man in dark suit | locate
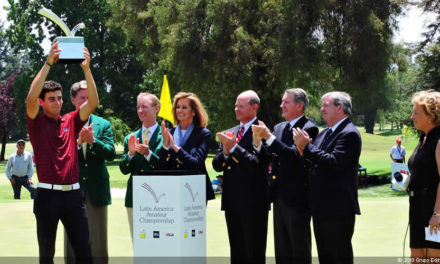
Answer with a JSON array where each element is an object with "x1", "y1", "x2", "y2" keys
[
  {"x1": 212, "y1": 90, "x2": 270, "y2": 264},
  {"x1": 253, "y1": 88, "x2": 318, "y2": 264},
  {"x1": 293, "y1": 91, "x2": 362, "y2": 264},
  {"x1": 64, "y1": 80, "x2": 116, "y2": 264},
  {"x1": 119, "y1": 92, "x2": 163, "y2": 240}
]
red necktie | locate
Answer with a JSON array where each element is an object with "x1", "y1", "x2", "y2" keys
[{"x1": 236, "y1": 126, "x2": 245, "y2": 143}]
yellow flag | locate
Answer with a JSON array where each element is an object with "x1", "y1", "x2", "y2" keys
[{"x1": 158, "y1": 75, "x2": 175, "y2": 124}]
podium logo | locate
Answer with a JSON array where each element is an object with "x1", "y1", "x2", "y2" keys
[
  {"x1": 153, "y1": 231, "x2": 160, "y2": 238},
  {"x1": 184, "y1": 230, "x2": 188, "y2": 238},
  {"x1": 142, "y1": 183, "x2": 165, "y2": 203},
  {"x1": 139, "y1": 229, "x2": 146, "y2": 239},
  {"x1": 192, "y1": 229, "x2": 196, "y2": 237},
  {"x1": 165, "y1": 233, "x2": 174, "y2": 237},
  {"x1": 184, "y1": 182, "x2": 199, "y2": 202}
]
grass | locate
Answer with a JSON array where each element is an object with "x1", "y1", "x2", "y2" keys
[{"x1": 0, "y1": 195, "x2": 411, "y2": 259}]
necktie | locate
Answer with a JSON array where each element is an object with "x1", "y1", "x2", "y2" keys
[
  {"x1": 82, "y1": 142, "x2": 87, "y2": 159},
  {"x1": 236, "y1": 126, "x2": 245, "y2": 144},
  {"x1": 143, "y1": 129, "x2": 150, "y2": 145},
  {"x1": 281, "y1": 123, "x2": 293, "y2": 146},
  {"x1": 320, "y1": 128, "x2": 333, "y2": 148}
]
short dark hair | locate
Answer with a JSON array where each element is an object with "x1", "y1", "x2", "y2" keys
[{"x1": 39, "y1": 81, "x2": 62, "y2": 100}]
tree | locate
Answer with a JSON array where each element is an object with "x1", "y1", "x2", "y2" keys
[
  {"x1": 110, "y1": 0, "x2": 399, "y2": 133},
  {"x1": 416, "y1": 43, "x2": 440, "y2": 91},
  {"x1": 5, "y1": 0, "x2": 147, "y2": 131},
  {"x1": 0, "y1": 73, "x2": 18, "y2": 161},
  {"x1": 317, "y1": 0, "x2": 400, "y2": 133}
]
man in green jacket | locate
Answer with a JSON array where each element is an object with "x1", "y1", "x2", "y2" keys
[
  {"x1": 65, "y1": 80, "x2": 116, "y2": 264},
  {"x1": 119, "y1": 92, "x2": 163, "y2": 240}
]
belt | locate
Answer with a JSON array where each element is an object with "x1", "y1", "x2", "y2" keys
[
  {"x1": 12, "y1": 175, "x2": 27, "y2": 178},
  {"x1": 38, "y1": 182, "x2": 80, "y2": 191}
]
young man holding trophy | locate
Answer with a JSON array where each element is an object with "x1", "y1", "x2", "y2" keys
[{"x1": 26, "y1": 40, "x2": 98, "y2": 264}]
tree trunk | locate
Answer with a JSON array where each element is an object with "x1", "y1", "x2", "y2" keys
[
  {"x1": 364, "y1": 110, "x2": 376, "y2": 134},
  {"x1": 0, "y1": 130, "x2": 7, "y2": 161}
]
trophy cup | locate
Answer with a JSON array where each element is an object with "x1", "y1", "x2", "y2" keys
[{"x1": 38, "y1": 8, "x2": 86, "y2": 63}]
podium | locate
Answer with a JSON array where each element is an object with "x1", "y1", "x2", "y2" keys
[{"x1": 132, "y1": 170, "x2": 206, "y2": 264}]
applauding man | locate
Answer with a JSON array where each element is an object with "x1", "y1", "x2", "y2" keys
[
  {"x1": 293, "y1": 92, "x2": 361, "y2": 264},
  {"x1": 119, "y1": 92, "x2": 163, "y2": 239},
  {"x1": 253, "y1": 88, "x2": 318, "y2": 264},
  {"x1": 64, "y1": 80, "x2": 116, "y2": 264},
  {"x1": 213, "y1": 90, "x2": 270, "y2": 264}
]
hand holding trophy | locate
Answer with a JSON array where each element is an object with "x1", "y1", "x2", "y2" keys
[{"x1": 38, "y1": 7, "x2": 86, "y2": 63}]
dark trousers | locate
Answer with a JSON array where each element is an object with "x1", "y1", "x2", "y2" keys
[
  {"x1": 313, "y1": 214, "x2": 355, "y2": 264},
  {"x1": 225, "y1": 210, "x2": 269, "y2": 264},
  {"x1": 11, "y1": 175, "x2": 35, "y2": 199},
  {"x1": 273, "y1": 201, "x2": 311, "y2": 264},
  {"x1": 33, "y1": 188, "x2": 92, "y2": 264},
  {"x1": 394, "y1": 159, "x2": 404, "y2": 163}
]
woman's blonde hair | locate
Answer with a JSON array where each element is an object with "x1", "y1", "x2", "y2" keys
[
  {"x1": 412, "y1": 89, "x2": 440, "y2": 126},
  {"x1": 172, "y1": 92, "x2": 208, "y2": 128}
]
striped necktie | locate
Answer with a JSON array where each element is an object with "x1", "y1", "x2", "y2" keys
[
  {"x1": 143, "y1": 129, "x2": 150, "y2": 145},
  {"x1": 236, "y1": 125, "x2": 245, "y2": 143}
]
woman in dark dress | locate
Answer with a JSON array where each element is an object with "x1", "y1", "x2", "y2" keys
[
  {"x1": 408, "y1": 90, "x2": 440, "y2": 260},
  {"x1": 159, "y1": 92, "x2": 215, "y2": 202}
]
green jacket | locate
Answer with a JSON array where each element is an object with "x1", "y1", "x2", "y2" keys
[
  {"x1": 119, "y1": 125, "x2": 163, "y2": 207},
  {"x1": 78, "y1": 114, "x2": 116, "y2": 206}
]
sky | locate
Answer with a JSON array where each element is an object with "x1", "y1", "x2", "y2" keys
[{"x1": 0, "y1": 1, "x2": 437, "y2": 52}]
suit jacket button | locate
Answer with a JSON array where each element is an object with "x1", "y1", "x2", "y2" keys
[
  {"x1": 141, "y1": 169, "x2": 144, "y2": 172},
  {"x1": 85, "y1": 164, "x2": 88, "y2": 167},
  {"x1": 83, "y1": 177, "x2": 86, "y2": 180},
  {"x1": 227, "y1": 166, "x2": 231, "y2": 170},
  {"x1": 273, "y1": 175, "x2": 276, "y2": 180}
]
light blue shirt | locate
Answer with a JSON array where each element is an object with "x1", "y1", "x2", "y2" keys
[{"x1": 5, "y1": 151, "x2": 34, "y2": 179}]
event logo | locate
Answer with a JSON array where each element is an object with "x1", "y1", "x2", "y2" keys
[
  {"x1": 139, "y1": 229, "x2": 146, "y2": 239},
  {"x1": 184, "y1": 182, "x2": 199, "y2": 202},
  {"x1": 198, "y1": 230, "x2": 204, "y2": 235},
  {"x1": 142, "y1": 183, "x2": 165, "y2": 203},
  {"x1": 184, "y1": 230, "x2": 188, "y2": 238},
  {"x1": 165, "y1": 233, "x2": 174, "y2": 237},
  {"x1": 153, "y1": 231, "x2": 160, "y2": 238},
  {"x1": 192, "y1": 229, "x2": 196, "y2": 237}
]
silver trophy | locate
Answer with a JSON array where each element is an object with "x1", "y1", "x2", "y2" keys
[{"x1": 38, "y1": 8, "x2": 86, "y2": 63}]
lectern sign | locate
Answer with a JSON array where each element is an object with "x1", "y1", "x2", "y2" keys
[{"x1": 133, "y1": 172, "x2": 206, "y2": 264}]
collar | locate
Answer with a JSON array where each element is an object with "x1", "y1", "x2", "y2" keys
[
  {"x1": 329, "y1": 117, "x2": 348, "y2": 132},
  {"x1": 142, "y1": 123, "x2": 158, "y2": 136},
  {"x1": 288, "y1": 115, "x2": 304, "y2": 127},
  {"x1": 240, "y1": 117, "x2": 257, "y2": 133}
]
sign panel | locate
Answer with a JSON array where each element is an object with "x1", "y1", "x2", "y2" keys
[
  {"x1": 133, "y1": 174, "x2": 206, "y2": 264},
  {"x1": 391, "y1": 162, "x2": 410, "y2": 192}
]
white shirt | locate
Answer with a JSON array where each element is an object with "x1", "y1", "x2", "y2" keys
[
  {"x1": 5, "y1": 151, "x2": 34, "y2": 179},
  {"x1": 328, "y1": 117, "x2": 348, "y2": 134},
  {"x1": 229, "y1": 117, "x2": 257, "y2": 154},
  {"x1": 266, "y1": 115, "x2": 304, "y2": 146},
  {"x1": 390, "y1": 145, "x2": 406, "y2": 159}
]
